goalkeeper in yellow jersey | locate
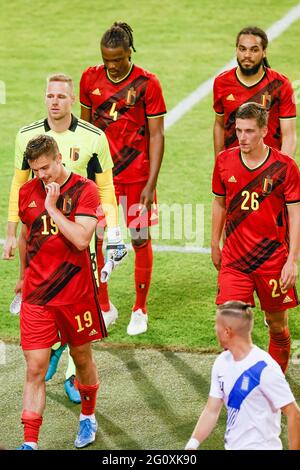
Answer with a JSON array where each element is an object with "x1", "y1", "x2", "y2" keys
[{"x1": 3, "y1": 73, "x2": 127, "y2": 403}]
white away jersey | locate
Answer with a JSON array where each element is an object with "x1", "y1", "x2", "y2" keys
[{"x1": 210, "y1": 345, "x2": 295, "y2": 450}]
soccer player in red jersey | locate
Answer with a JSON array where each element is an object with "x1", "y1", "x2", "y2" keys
[
  {"x1": 212, "y1": 102, "x2": 300, "y2": 374},
  {"x1": 213, "y1": 26, "x2": 297, "y2": 158},
  {"x1": 80, "y1": 22, "x2": 166, "y2": 335},
  {"x1": 15, "y1": 135, "x2": 106, "y2": 449}
]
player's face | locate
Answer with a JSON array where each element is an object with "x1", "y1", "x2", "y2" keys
[
  {"x1": 29, "y1": 153, "x2": 63, "y2": 185},
  {"x1": 45, "y1": 81, "x2": 75, "y2": 121},
  {"x1": 101, "y1": 46, "x2": 131, "y2": 81},
  {"x1": 236, "y1": 118, "x2": 267, "y2": 154},
  {"x1": 236, "y1": 34, "x2": 265, "y2": 76}
]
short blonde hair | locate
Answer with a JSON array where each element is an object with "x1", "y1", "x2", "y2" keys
[{"x1": 47, "y1": 73, "x2": 74, "y2": 94}]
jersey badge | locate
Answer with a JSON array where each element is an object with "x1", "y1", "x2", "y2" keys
[
  {"x1": 125, "y1": 87, "x2": 137, "y2": 106},
  {"x1": 261, "y1": 93, "x2": 271, "y2": 110},
  {"x1": 226, "y1": 94, "x2": 235, "y2": 101},
  {"x1": 228, "y1": 175, "x2": 237, "y2": 183},
  {"x1": 241, "y1": 375, "x2": 249, "y2": 391},
  {"x1": 70, "y1": 147, "x2": 80, "y2": 161},
  {"x1": 262, "y1": 177, "x2": 273, "y2": 194},
  {"x1": 62, "y1": 195, "x2": 72, "y2": 215},
  {"x1": 28, "y1": 200, "x2": 37, "y2": 208},
  {"x1": 91, "y1": 88, "x2": 101, "y2": 96}
]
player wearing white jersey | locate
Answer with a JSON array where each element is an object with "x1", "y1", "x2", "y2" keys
[{"x1": 185, "y1": 301, "x2": 300, "y2": 450}]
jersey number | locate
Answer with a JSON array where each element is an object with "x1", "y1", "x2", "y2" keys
[
  {"x1": 41, "y1": 215, "x2": 59, "y2": 235},
  {"x1": 75, "y1": 311, "x2": 93, "y2": 332},
  {"x1": 241, "y1": 191, "x2": 259, "y2": 211},
  {"x1": 269, "y1": 279, "x2": 288, "y2": 298},
  {"x1": 109, "y1": 102, "x2": 118, "y2": 121}
]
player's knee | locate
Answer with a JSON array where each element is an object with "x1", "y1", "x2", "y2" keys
[
  {"x1": 26, "y1": 361, "x2": 48, "y2": 381},
  {"x1": 130, "y1": 227, "x2": 150, "y2": 246},
  {"x1": 69, "y1": 345, "x2": 92, "y2": 369}
]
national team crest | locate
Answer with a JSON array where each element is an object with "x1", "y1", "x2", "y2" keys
[
  {"x1": 62, "y1": 194, "x2": 72, "y2": 215},
  {"x1": 70, "y1": 147, "x2": 80, "y2": 161},
  {"x1": 262, "y1": 176, "x2": 273, "y2": 194},
  {"x1": 125, "y1": 87, "x2": 136, "y2": 106},
  {"x1": 261, "y1": 93, "x2": 271, "y2": 110}
]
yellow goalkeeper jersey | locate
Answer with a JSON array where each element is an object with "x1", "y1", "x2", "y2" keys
[{"x1": 15, "y1": 114, "x2": 113, "y2": 175}]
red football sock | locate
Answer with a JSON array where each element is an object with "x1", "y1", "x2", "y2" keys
[
  {"x1": 96, "y1": 237, "x2": 110, "y2": 312},
  {"x1": 133, "y1": 240, "x2": 153, "y2": 313},
  {"x1": 21, "y1": 409, "x2": 43, "y2": 443},
  {"x1": 268, "y1": 327, "x2": 291, "y2": 373},
  {"x1": 77, "y1": 381, "x2": 99, "y2": 416}
]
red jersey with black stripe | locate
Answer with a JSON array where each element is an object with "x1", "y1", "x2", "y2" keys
[
  {"x1": 80, "y1": 64, "x2": 166, "y2": 183},
  {"x1": 213, "y1": 67, "x2": 296, "y2": 150},
  {"x1": 19, "y1": 173, "x2": 99, "y2": 305},
  {"x1": 212, "y1": 147, "x2": 300, "y2": 273}
]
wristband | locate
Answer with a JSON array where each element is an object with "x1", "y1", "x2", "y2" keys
[
  {"x1": 107, "y1": 226, "x2": 122, "y2": 244},
  {"x1": 184, "y1": 437, "x2": 200, "y2": 450}
]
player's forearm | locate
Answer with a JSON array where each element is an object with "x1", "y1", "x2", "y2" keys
[
  {"x1": 211, "y1": 198, "x2": 226, "y2": 247},
  {"x1": 147, "y1": 131, "x2": 164, "y2": 190},
  {"x1": 191, "y1": 403, "x2": 221, "y2": 445},
  {"x1": 213, "y1": 120, "x2": 225, "y2": 158},
  {"x1": 7, "y1": 169, "x2": 30, "y2": 223},
  {"x1": 284, "y1": 404, "x2": 300, "y2": 450},
  {"x1": 280, "y1": 119, "x2": 297, "y2": 157},
  {"x1": 18, "y1": 228, "x2": 26, "y2": 280},
  {"x1": 95, "y1": 170, "x2": 119, "y2": 228},
  {"x1": 47, "y1": 207, "x2": 97, "y2": 251},
  {"x1": 287, "y1": 205, "x2": 300, "y2": 261}
]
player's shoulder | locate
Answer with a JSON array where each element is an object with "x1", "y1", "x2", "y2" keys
[
  {"x1": 71, "y1": 172, "x2": 98, "y2": 190},
  {"x1": 270, "y1": 147, "x2": 296, "y2": 164},
  {"x1": 214, "y1": 67, "x2": 236, "y2": 84},
  {"x1": 18, "y1": 118, "x2": 46, "y2": 136},
  {"x1": 19, "y1": 176, "x2": 39, "y2": 194},
  {"x1": 133, "y1": 64, "x2": 161, "y2": 83},
  {"x1": 252, "y1": 345, "x2": 283, "y2": 373},
  {"x1": 266, "y1": 67, "x2": 292, "y2": 83},
  {"x1": 216, "y1": 146, "x2": 240, "y2": 163},
  {"x1": 214, "y1": 349, "x2": 232, "y2": 368},
  {"x1": 76, "y1": 117, "x2": 104, "y2": 138},
  {"x1": 81, "y1": 64, "x2": 104, "y2": 78}
]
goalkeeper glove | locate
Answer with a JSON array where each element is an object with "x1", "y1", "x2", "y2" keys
[{"x1": 100, "y1": 227, "x2": 127, "y2": 283}]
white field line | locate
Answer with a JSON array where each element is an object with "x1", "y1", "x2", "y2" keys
[
  {"x1": 0, "y1": 238, "x2": 210, "y2": 254},
  {"x1": 165, "y1": 3, "x2": 300, "y2": 130}
]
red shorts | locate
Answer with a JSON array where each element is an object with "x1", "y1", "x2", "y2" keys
[
  {"x1": 20, "y1": 297, "x2": 107, "y2": 350},
  {"x1": 98, "y1": 181, "x2": 158, "y2": 229},
  {"x1": 216, "y1": 267, "x2": 299, "y2": 313}
]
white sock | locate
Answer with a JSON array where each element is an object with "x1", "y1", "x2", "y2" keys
[
  {"x1": 80, "y1": 413, "x2": 96, "y2": 423},
  {"x1": 24, "y1": 441, "x2": 38, "y2": 450}
]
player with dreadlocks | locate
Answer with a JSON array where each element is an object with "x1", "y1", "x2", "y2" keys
[
  {"x1": 213, "y1": 26, "x2": 297, "y2": 158},
  {"x1": 80, "y1": 22, "x2": 166, "y2": 336}
]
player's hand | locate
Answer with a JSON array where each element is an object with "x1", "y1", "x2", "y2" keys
[
  {"x1": 100, "y1": 227, "x2": 128, "y2": 283},
  {"x1": 45, "y1": 182, "x2": 60, "y2": 212},
  {"x1": 280, "y1": 258, "x2": 298, "y2": 291},
  {"x1": 211, "y1": 245, "x2": 222, "y2": 271},
  {"x1": 139, "y1": 182, "x2": 155, "y2": 212},
  {"x1": 2, "y1": 235, "x2": 17, "y2": 260},
  {"x1": 14, "y1": 279, "x2": 23, "y2": 294}
]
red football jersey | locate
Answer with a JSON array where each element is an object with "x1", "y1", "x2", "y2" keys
[
  {"x1": 213, "y1": 67, "x2": 296, "y2": 150},
  {"x1": 80, "y1": 64, "x2": 166, "y2": 183},
  {"x1": 19, "y1": 173, "x2": 99, "y2": 306},
  {"x1": 212, "y1": 147, "x2": 300, "y2": 273}
]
